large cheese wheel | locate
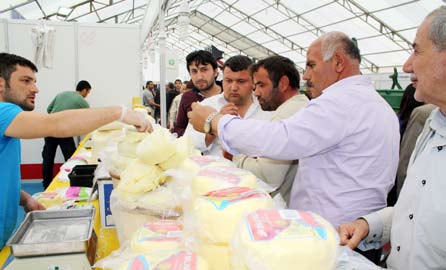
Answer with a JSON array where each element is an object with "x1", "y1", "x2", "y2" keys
[
  {"x1": 231, "y1": 209, "x2": 339, "y2": 270},
  {"x1": 120, "y1": 250, "x2": 208, "y2": 270},
  {"x1": 197, "y1": 242, "x2": 230, "y2": 270},
  {"x1": 192, "y1": 166, "x2": 257, "y2": 196},
  {"x1": 130, "y1": 220, "x2": 183, "y2": 253},
  {"x1": 136, "y1": 128, "x2": 176, "y2": 165},
  {"x1": 181, "y1": 155, "x2": 233, "y2": 174},
  {"x1": 193, "y1": 187, "x2": 272, "y2": 243}
]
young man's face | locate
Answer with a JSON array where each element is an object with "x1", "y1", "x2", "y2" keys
[
  {"x1": 222, "y1": 67, "x2": 254, "y2": 106},
  {"x1": 0, "y1": 65, "x2": 38, "y2": 111},
  {"x1": 188, "y1": 62, "x2": 217, "y2": 92},
  {"x1": 253, "y1": 67, "x2": 280, "y2": 111},
  {"x1": 175, "y1": 81, "x2": 182, "y2": 91}
]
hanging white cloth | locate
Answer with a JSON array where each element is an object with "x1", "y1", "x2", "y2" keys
[{"x1": 31, "y1": 22, "x2": 56, "y2": 69}]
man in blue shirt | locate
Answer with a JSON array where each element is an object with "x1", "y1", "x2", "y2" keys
[{"x1": 0, "y1": 53, "x2": 152, "y2": 248}]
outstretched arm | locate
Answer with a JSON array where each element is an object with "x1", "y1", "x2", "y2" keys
[{"x1": 5, "y1": 106, "x2": 152, "y2": 139}]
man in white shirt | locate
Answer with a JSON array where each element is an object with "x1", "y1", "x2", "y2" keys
[
  {"x1": 184, "y1": 55, "x2": 268, "y2": 156},
  {"x1": 229, "y1": 55, "x2": 309, "y2": 204},
  {"x1": 338, "y1": 6, "x2": 446, "y2": 269}
]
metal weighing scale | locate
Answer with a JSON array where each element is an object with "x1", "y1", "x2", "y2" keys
[{"x1": 5, "y1": 209, "x2": 97, "y2": 270}]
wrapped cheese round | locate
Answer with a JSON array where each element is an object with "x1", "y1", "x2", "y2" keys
[
  {"x1": 193, "y1": 187, "x2": 273, "y2": 243},
  {"x1": 118, "y1": 161, "x2": 164, "y2": 193},
  {"x1": 192, "y1": 166, "x2": 257, "y2": 196},
  {"x1": 159, "y1": 136, "x2": 201, "y2": 171},
  {"x1": 120, "y1": 250, "x2": 208, "y2": 270},
  {"x1": 130, "y1": 220, "x2": 183, "y2": 253},
  {"x1": 181, "y1": 155, "x2": 233, "y2": 174},
  {"x1": 231, "y1": 209, "x2": 339, "y2": 270},
  {"x1": 137, "y1": 128, "x2": 177, "y2": 165},
  {"x1": 91, "y1": 130, "x2": 122, "y2": 162},
  {"x1": 197, "y1": 242, "x2": 230, "y2": 270}
]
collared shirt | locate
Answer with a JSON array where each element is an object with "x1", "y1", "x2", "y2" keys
[
  {"x1": 232, "y1": 94, "x2": 309, "y2": 204},
  {"x1": 184, "y1": 93, "x2": 270, "y2": 157},
  {"x1": 364, "y1": 108, "x2": 446, "y2": 270},
  {"x1": 218, "y1": 75, "x2": 399, "y2": 226}
]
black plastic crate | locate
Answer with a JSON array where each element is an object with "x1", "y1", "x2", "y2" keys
[{"x1": 68, "y1": 164, "x2": 97, "y2": 187}]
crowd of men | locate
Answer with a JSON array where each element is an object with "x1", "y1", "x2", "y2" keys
[{"x1": 1, "y1": 5, "x2": 446, "y2": 270}]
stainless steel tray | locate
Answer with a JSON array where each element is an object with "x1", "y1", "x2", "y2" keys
[{"x1": 7, "y1": 208, "x2": 95, "y2": 257}]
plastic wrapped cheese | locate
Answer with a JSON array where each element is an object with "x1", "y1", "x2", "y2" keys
[
  {"x1": 181, "y1": 155, "x2": 233, "y2": 174},
  {"x1": 116, "y1": 131, "x2": 148, "y2": 158},
  {"x1": 118, "y1": 161, "x2": 164, "y2": 193},
  {"x1": 159, "y1": 136, "x2": 201, "y2": 171},
  {"x1": 120, "y1": 250, "x2": 208, "y2": 270},
  {"x1": 193, "y1": 187, "x2": 273, "y2": 243},
  {"x1": 91, "y1": 130, "x2": 122, "y2": 163},
  {"x1": 130, "y1": 220, "x2": 183, "y2": 253},
  {"x1": 231, "y1": 209, "x2": 339, "y2": 270},
  {"x1": 197, "y1": 242, "x2": 230, "y2": 270},
  {"x1": 137, "y1": 128, "x2": 177, "y2": 165},
  {"x1": 192, "y1": 166, "x2": 257, "y2": 196}
]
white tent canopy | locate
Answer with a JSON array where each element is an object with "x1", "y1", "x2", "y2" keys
[{"x1": 0, "y1": 0, "x2": 444, "y2": 73}]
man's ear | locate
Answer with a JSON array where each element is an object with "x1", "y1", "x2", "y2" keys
[
  {"x1": 0, "y1": 78, "x2": 5, "y2": 94},
  {"x1": 278, "y1": 75, "x2": 289, "y2": 93},
  {"x1": 333, "y1": 51, "x2": 345, "y2": 73}
]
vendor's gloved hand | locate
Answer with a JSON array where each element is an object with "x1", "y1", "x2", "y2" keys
[{"x1": 120, "y1": 106, "x2": 153, "y2": 133}]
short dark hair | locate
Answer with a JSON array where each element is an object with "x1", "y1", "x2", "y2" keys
[
  {"x1": 250, "y1": 55, "x2": 300, "y2": 89},
  {"x1": 186, "y1": 50, "x2": 217, "y2": 72},
  {"x1": 167, "y1": 82, "x2": 175, "y2": 89},
  {"x1": 222, "y1": 55, "x2": 253, "y2": 72},
  {"x1": 175, "y1": 79, "x2": 182, "y2": 84},
  {"x1": 0, "y1": 53, "x2": 38, "y2": 85},
  {"x1": 146, "y1": 80, "x2": 153, "y2": 87},
  {"x1": 76, "y1": 80, "x2": 91, "y2": 91}
]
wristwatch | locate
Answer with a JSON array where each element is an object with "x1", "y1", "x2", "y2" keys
[{"x1": 204, "y1": 111, "x2": 219, "y2": 134}]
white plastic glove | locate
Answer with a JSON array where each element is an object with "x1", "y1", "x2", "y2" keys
[{"x1": 120, "y1": 105, "x2": 153, "y2": 133}]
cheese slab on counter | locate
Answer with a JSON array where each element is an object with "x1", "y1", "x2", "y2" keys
[
  {"x1": 192, "y1": 166, "x2": 257, "y2": 196},
  {"x1": 231, "y1": 209, "x2": 338, "y2": 270},
  {"x1": 131, "y1": 220, "x2": 183, "y2": 253},
  {"x1": 193, "y1": 187, "x2": 273, "y2": 243}
]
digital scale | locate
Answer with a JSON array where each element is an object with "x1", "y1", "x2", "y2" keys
[{"x1": 5, "y1": 209, "x2": 97, "y2": 270}]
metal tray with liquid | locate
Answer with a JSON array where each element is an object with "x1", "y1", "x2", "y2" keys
[{"x1": 7, "y1": 208, "x2": 95, "y2": 257}]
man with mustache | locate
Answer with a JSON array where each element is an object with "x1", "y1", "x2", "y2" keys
[
  {"x1": 338, "y1": 6, "x2": 446, "y2": 269},
  {"x1": 173, "y1": 50, "x2": 222, "y2": 137},
  {"x1": 229, "y1": 55, "x2": 309, "y2": 204},
  {"x1": 188, "y1": 31, "x2": 399, "y2": 233},
  {"x1": 184, "y1": 55, "x2": 269, "y2": 156},
  {"x1": 0, "y1": 53, "x2": 152, "y2": 248}
]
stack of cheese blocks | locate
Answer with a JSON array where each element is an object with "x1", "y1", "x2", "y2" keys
[
  {"x1": 184, "y1": 160, "x2": 275, "y2": 270},
  {"x1": 118, "y1": 219, "x2": 208, "y2": 270}
]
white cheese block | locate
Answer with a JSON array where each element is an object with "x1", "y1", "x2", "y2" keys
[
  {"x1": 181, "y1": 155, "x2": 233, "y2": 174},
  {"x1": 159, "y1": 136, "x2": 201, "y2": 171},
  {"x1": 116, "y1": 131, "x2": 148, "y2": 158},
  {"x1": 193, "y1": 187, "x2": 273, "y2": 244},
  {"x1": 231, "y1": 209, "x2": 339, "y2": 270},
  {"x1": 131, "y1": 220, "x2": 183, "y2": 253},
  {"x1": 118, "y1": 161, "x2": 164, "y2": 193},
  {"x1": 197, "y1": 242, "x2": 230, "y2": 270},
  {"x1": 120, "y1": 250, "x2": 208, "y2": 270},
  {"x1": 137, "y1": 128, "x2": 177, "y2": 165},
  {"x1": 192, "y1": 166, "x2": 257, "y2": 197}
]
